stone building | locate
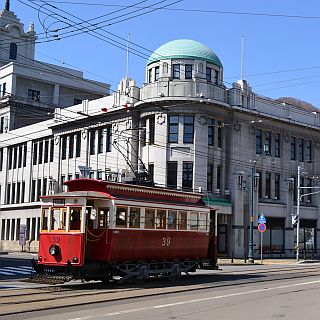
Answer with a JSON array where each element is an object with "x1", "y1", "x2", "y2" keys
[{"x1": 0, "y1": 32, "x2": 319, "y2": 258}]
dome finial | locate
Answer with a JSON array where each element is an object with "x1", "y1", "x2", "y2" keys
[{"x1": 5, "y1": 0, "x2": 10, "y2": 11}]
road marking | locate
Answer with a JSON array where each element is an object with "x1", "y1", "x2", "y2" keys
[
  {"x1": 67, "y1": 279, "x2": 320, "y2": 319},
  {"x1": 3, "y1": 267, "x2": 32, "y2": 274},
  {"x1": 0, "y1": 270, "x2": 15, "y2": 275}
]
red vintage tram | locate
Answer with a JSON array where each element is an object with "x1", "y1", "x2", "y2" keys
[{"x1": 32, "y1": 179, "x2": 217, "y2": 283}]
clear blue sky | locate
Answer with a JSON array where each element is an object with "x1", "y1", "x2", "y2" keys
[{"x1": 11, "y1": 0, "x2": 320, "y2": 108}]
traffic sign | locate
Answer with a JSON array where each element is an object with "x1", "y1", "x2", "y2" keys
[
  {"x1": 258, "y1": 223, "x2": 266, "y2": 233},
  {"x1": 258, "y1": 214, "x2": 266, "y2": 224}
]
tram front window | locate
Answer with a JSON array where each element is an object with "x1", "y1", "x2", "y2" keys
[
  {"x1": 51, "y1": 208, "x2": 66, "y2": 231},
  {"x1": 41, "y1": 208, "x2": 49, "y2": 231},
  {"x1": 70, "y1": 208, "x2": 82, "y2": 231}
]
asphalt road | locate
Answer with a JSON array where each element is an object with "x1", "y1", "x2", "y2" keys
[{"x1": 1, "y1": 263, "x2": 320, "y2": 320}]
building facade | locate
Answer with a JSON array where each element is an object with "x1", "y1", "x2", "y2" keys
[{"x1": 0, "y1": 33, "x2": 319, "y2": 258}]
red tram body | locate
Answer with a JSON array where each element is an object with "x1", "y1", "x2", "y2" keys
[{"x1": 33, "y1": 179, "x2": 217, "y2": 283}]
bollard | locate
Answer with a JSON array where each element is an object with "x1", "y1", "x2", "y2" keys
[
  {"x1": 244, "y1": 251, "x2": 247, "y2": 263},
  {"x1": 231, "y1": 252, "x2": 234, "y2": 264},
  {"x1": 303, "y1": 249, "x2": 306, "y2": 260}
]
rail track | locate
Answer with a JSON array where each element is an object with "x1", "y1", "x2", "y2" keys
[{"x1": 1, "y1": 264, "x2": 320, "y2": 317}]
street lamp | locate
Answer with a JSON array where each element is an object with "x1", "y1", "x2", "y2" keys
[{"x1": 248, "y1": 144, "x2": 269, "y2": 263}]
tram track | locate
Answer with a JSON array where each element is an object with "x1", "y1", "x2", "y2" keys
[{"x1": 1, "y1": 264, "x2": 320, "y2": 316}]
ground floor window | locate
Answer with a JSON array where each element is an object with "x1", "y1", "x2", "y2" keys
[
  {"x1": 262, "y1": 217, "x2": 285, "y2": 254},
  {"x1": 294, "y1": 219, "x2": 316, "y2": 253}
]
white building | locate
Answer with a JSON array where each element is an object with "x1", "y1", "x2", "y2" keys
[{"x1": 0, "y1": 28, "x2": 319, "y2": 258}]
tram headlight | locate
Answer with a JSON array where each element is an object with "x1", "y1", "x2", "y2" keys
[
  {"x1": 38, "y1": 256, "x2": 42, "y2": 262},
  {"x1": 49, "y1": 244, "x2": 60, "y2": 256},
  {"x1": 73, "y1": 257, "x2": 79, "y2": 263}
]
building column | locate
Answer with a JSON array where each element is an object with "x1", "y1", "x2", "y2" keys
[{"x1": 53, "y1": 84, "x2": 60, "y2": 105}]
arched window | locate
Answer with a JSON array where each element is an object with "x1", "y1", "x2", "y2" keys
[
  {"x1": 198, "y1": 63, "x2": 203, "y2": 75},
  {"x1": 9, "y1": 43, "x2": 17, "y2": 60}
]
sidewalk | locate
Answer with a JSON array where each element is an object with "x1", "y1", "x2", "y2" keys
[{"x1": 218, "y1": 257, "x2": 320, "y2": 266}]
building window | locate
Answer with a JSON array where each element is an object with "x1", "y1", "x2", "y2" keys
[
  {"x1": 69, "y1": 135, "x2": 74, "y2": 158},
  {"x1": 275, "y1": 173, "x2": 280, "y2": 200},
  {"x1": 106, "y1": 127, "x2": 112, "y2": 152},
  {"x1": 98, "y1": 129, "x2": 104, "y2": 154},
  {"x1": 265, "y1": 172, "x2": 271, "y2": 199},
  {"x1": 167, "y1": 162, "x2": 178, "y2": 188},
  {"x1": 74, "y1": 98, "x2": 82, "y2": 105},
  {"x1": 182, "y1": 162, "x2": 193, "y2": 190},
  {"x1": 206, "y1": 67, "x2": 212, "y2": 82},
  {"x1": 149, "y1": 116, "x2": 155, "y2": 145},
  {"x1": 172, "y1": 64, "x2": 180, "y2": 79},
  {"x1": 256, "y1": 129, "x2": 262, "y2": 154},
  {"x1": 0, "y1": 148, "x2": 3, "y2": 171},
  {"x1": 163, "y1": 62, "x2": 168, "y2": 74},
  {"x1": 185, "y1": 64, "x2": 192, "y2": 79},
  {"x1": 274, "y1": 133, "x2": 280, "y2": 158},
  {"x1": 61, "y1": 136, "x2": 67, "y2": 160},
  {"x1": 207, "y1": 164, "x2": 213, "y2": 192},
  {"x1": 183, "y1": 116, "x2": 194, "y2": 144},
  {"x1": 0, "y1": 116, "x2": 4, "y2": 133},
  {"x1": 291, "y1": 137, "x2": 296, "y2": 160},
  {"x1": 256, "y1": 171, "x2": 262, "y2": 198},
  {"x1": 38, "y1": 141, "x2": 43, "y2": 164},
  {"x1": 208, "y1": 118, "x2": 215, "y2": 146},
  {"x1": 32, "y1": 142, "x2": 38, "y2": 165},
  {"x1": 9, "y1": 43, "x2": 17, "y2": 60},
  {"x1": 213, "y1": 69, "x2": 219, "y2": 84},
  {"x1": 18, "y1": 145, "x2": 22, "y2": 168},
  {"x1": 28, "y1": 89, "x2": 40, "y2": 101},
  {"x1": 37, "y1": 179, "x2": 41, "y2": 201},
  {"x1": 90, "y1": 130, "x2": 96, "y2": 155},
  {"x1": 265, "y1": 131, "x2": 271, "y2": 155},
  {"x1": 155, "y1": 66, "x2": 160, "y2": 81},
  {"x1": 2, "y1": 83, "x2": 6, "y2": 96},
  {"x1": 217, "y1": 166, "x2": 222, "y2": 190},
  {"x1": 13, "y1": 146, "x2": 17, "y2": 169},
  {"x1": 168, "y1": 115, "x2": 179, "y2": 143},
  {"x1": 217, "y1": 121, "x2": 222, "y2": 148},
  {"x1": 298, "y1": 138, "x2": 304, "y2": 162},
  {"x1": 306, "y1": 179, "x2": 312, "y2": 203},
  {"x1": 262, "y1": 218, "x2": 285, "y2": 254},
  {"x1": 43, "y1": 140, "x2": 49, "y2": 163},
  {"x1": 148, "y1": 68, "x2": 152, "y2": 83},
  {"x1": 11, "y1": 182, "x2": 16, "y2": 204},
  {"x1": 50, "y1": 138, "x2": 54, "y2": 162},
  {"x1": 17, "y1": 182, "x2": 21, "y2": 203},
  {"x1": 74, "y1": 133, "x2": 80, "y2": 157},
  {"x1": 148, "y1": 163, "x2": 154, "y2": 182},
  {"x1": 306, "y1": 140, "x2": 312, "y2": 162},
  {"x1": 21, "y1": 181, "x2": 25, "y2": 203}
]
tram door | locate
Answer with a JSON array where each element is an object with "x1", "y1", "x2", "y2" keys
[
  {"x1": 207, "y1": 210, "x2": 217, "y2": 265},
  {"x1": 85, "y1": 200, "x2": 95, "y2": 259}
]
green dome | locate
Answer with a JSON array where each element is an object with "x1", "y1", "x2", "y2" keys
[{"x1": 147, "y1": 39, "x2": 222, "y2": 67}]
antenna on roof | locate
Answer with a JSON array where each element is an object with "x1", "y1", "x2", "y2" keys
[
  {"x1": 126, "y1": 33, "x2": 130, "y2": 78},
  {"x1": 240, "y1": 35, "x2": 244, "y2": 81}
]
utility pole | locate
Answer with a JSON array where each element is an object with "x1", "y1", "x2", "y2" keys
[
  {"x1": 248, "y1": 165, "x2": 255, "y2": 263},
  {"x1": 296, "y1": 166, "x2": 301, "y2": 261}
]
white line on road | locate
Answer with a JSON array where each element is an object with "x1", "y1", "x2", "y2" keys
[
  {"x1": 67, "y1": 279, "x2": 320, "y2": 319},
  {"x1": 3, "y1": 267, "x2": 32, "y2": 274}
]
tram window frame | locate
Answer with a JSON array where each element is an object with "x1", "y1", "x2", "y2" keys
[
  {"x1": 156, "y1": 209, "x2": 166, "y2": 229},
  {"x1": 51, "y1": 208, "x2": 67, "y2": 231},
  {"x1": 41, "y1": 208, "x2": 49, "y2": 231},
  {"x1": 116, "y1": 206, "x2": 128, "y2": 228},
  {"x1": 70, "y1": 207, "x2": 82, "y2": 231},
  {"x1": 97, "y1": 208, "x2": 109, "y2": 228},
  {"x1": 178, "y1": 211, "x2": 187, "y2": 230},
  {"x1": 190, "y1": 212, "x2": 199, "y2": 230},
  {"x1": 167, "y1": 210, "x2": 177, "y2": 230},
  {"x1": 198, "y1": 212, "x2": 207, "y2": 230},
  {"x1": 145, "y1": 208, "x2": 155, "y2": 229},
  {"x1": 129, "y1": 207, "x2": 140, "y2": 228}
]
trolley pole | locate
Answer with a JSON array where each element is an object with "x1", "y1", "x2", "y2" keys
[{"x1": 296, "y1": 166, "x2": 301, "y2": 261}]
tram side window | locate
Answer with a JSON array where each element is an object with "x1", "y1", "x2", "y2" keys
[
  {"x1": 70, "y1": 208, "x2": 81, "y2": 231},
  {"x1": 98, "y1": 208, "x2": 109, "y2": 228},
  {"x1": 51, "y1": 208, "x2": 66, "y2": 231},
  {"x1": 198, "y1": 213, "x2": 207, "y2": 230},
  {"x1": 190, "y1": 212, "x2": 199, "y2": 230},
  {"x1": 129, "y1": 207, "x2": 140, "y2": 228},
  {"x1": 178, "y1": 211, "x2": 187, "y2": 230},
  {"x1": 41, "y1": 208, "x2": 49, "y2": 231},
  {"x1": 116, "y1": 207, "x2": 127, "y2": 227},
  {"x1": 156, "y1": 210, "x2": 166, "y2": 229},
  {"x1": 168, "y1": 210, "x2": 177, "y2": 229},
  {"x1": 145, "y1": 209, "x2": 155, "y2": 229}
]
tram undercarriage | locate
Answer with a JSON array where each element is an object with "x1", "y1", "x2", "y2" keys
[{"x1": 30, "y1": 258, "x2": 216, "y2": 284}]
